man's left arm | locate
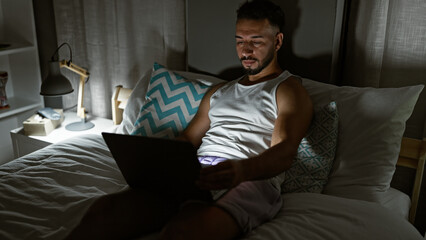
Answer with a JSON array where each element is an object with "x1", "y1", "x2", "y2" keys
[{"x1": 197, "y1": 77, "x2": 313, "y2": 190}]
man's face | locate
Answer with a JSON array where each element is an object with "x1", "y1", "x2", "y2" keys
[{"x1": 235, "y1": 19, "x2": 279, "y2": 75}]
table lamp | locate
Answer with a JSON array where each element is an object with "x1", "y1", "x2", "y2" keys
[{"x1": 40, "y1": 43, "x2": 94, "y2": 131}]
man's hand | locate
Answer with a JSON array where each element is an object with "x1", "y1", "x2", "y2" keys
[{"x1": 196, "y1": 160, "x2": 245, "y2": 190}]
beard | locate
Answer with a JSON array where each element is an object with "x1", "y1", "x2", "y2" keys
[{"x1": 241, "y1": 47, "x2": 275, "y2": 75}]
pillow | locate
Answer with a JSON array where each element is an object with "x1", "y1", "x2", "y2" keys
[
  {"x1": 116, "y1": 65, "x2": 226, "y2": 135},
  {"x1": 130, "y1": 63, "x2": 211, "y2": 138},
  {"x1": 282, "y1": 101, "x2": 339, "y2": 193},
  {"x1": 302, "y1": 78, "x2": 424, "y2": 202}
]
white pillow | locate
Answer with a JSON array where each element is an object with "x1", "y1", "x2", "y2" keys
[
  {"x1": 302, "y1": 78, "x2": 424, "y2": 202},
  {"x1": 116, "y1": 65, "x2": 226, "y2": 135},
  {"x1": 116, "y1": 68, "x2": 152, "y2": 135}
]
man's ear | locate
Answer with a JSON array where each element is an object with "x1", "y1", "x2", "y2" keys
[{"x1": 275, "y1": 32, "x2": 284, "y2": 51}]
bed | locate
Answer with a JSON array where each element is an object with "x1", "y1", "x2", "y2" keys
[{"x1": 0, "y1": 62, "x2": 425, "y2": 240}]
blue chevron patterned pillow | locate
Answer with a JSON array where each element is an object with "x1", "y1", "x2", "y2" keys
[
  {"x1": 281, "y1": 101, "x2": 338, "y2": 193},
  {"x1": 131, "y1": 63, "x2": 210, "y2": 138}
]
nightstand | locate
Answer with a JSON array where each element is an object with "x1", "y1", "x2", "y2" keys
[{"x1": 10, "y1": 111, "x2": 115, "y2": 159}]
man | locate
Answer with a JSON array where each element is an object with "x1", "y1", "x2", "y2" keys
[{"x1": 67, "y1": 0, "x2": 313, "y2": 239}]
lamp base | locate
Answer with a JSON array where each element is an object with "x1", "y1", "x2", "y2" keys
[{"x1": 65, "y1": 119, "x2": 95, "y2": 131}]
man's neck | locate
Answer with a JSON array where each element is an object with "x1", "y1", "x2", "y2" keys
[{"x1": 240, "y1": 62, "x2": 283, "y2": 86}]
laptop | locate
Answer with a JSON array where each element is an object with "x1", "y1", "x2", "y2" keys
[{"x1": 102, "y1": 132, "x2": 212, "y2": 202}]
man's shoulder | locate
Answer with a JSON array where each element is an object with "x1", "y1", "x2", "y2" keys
[
  {"x1": 276, "y1": 75, "x2": 310, "y2": 103},
  {"x1": 205, "y1": 81, "x2": 228, "y2": 99},
  {"x1": 277, "y1": 75, "x2": 303, "y2": 90}
]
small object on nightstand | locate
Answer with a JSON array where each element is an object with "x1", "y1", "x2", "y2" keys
[
  {"x1": 37, "y1": 107, "x2": 61, "y2": 120},
  {"x1": 23, "y1": 109, "x2": 64, "y2": 136}
]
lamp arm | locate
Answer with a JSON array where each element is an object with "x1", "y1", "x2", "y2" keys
[
  {"x1": 59, "y1": 60, "x2": 90, "y2": 119},
  {"x1": 59, "y1": 60, "x2": 89, "y2": 78}
]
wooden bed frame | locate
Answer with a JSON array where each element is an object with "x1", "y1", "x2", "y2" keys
[
  {"x1": 111, "y1": 85, "x2": 425, "y2": 224},
  {"x1": 399, "y1": 137, "x2": 425, "y2": 223}
]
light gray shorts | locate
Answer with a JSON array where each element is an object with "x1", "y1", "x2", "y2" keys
[
  {"x1": 214, "y1": 180, "x2": 283, "y2": 233},
  {"x1": 196, "y1": 156, "x2": 283, "y2": 233}
]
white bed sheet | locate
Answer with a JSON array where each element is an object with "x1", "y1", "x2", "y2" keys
[
  {"x1": 380, "y1": 187, "x2": 411, "y2": 220},
  {"x1": 243, "y1": 193, "x2": 418, "y2": 240},
  {"x1": 0, "y1": 134, "x2": 422, "y2": 240},
  {"x1": 0, "y1": 134, "x2": 127, "y2": 240}
]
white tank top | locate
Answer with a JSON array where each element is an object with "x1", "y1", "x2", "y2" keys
[{"x1": 197, "y1": 70, "x2": 292, "y2": 160}]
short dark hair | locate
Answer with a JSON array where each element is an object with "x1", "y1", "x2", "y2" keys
[{"x1": 237, "y1": 0, "x2": 285, "y2": 32}]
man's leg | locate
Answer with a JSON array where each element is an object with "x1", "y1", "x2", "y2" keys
[
  {"x1": 66, "y1": 189, "x2": 178, "y2": 240},
  {"x1": 159, "y1": 180, "x2": 282, "y2": 240},
  {"x1": 160, "y1": 202, "x2": 241, "y2": 240}
]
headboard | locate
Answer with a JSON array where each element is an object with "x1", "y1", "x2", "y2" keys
[
  {"x1": 111, "y1": 85, "x2": 133, "y2": 125},
  {"x1": 111, "y1": 85, "x2": 425, "y2": 224},
  {"x1": 398, "y1": 138, "x2": 426, "y2": 223}
]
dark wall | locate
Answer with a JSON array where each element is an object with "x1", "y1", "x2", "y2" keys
[
  {"x1": 33, "y1": 0, "x2": 57, "y2": 80},
  {"x1": 33, "y1": 0, "x2": 63, "y2": 108}
]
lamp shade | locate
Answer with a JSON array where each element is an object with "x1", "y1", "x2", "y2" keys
[{"x1": 40, "y1": 61, "x2": 74, "y2": 96}]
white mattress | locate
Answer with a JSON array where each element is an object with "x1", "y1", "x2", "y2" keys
[
  {"x1": 380, "y1": 187, "x2": 411, "y2": 220},
  {"x1": 0, "y1": 134, "x2": 421, "y2": 240}
]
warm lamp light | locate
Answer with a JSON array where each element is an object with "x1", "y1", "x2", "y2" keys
[{"x1": 40, "y1": 43, "x2": 94, "y2": 131}]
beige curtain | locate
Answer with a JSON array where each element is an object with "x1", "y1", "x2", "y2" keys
[
  {"x1": 53, "y1": 0, "x2": 186, "y2": 119},
  {"x1": 342, "y1": 0, "x2": 426, "y2": 139}
]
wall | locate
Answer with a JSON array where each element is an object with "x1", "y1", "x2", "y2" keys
[
  {"x1": 33, "y1": 0, "x2": 64, "y2": 108},
  {"x1": 187, "y1": 0, "x2": 340, "y2": 82}
]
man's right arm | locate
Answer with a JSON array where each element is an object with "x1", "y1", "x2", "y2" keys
[{"x1": 176, "y1": 83, "x2": 225, "y2": 148}]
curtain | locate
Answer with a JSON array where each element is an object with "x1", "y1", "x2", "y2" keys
[
  {"x1": 341, "y1": 1, "x2": 426, "y2": 234},
  {"x1": 341, "y1": 0, "x2": 426, "y2": 139},
  {"x1": 52, "y1": 0, "x2": 186, "y2": 119}
]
